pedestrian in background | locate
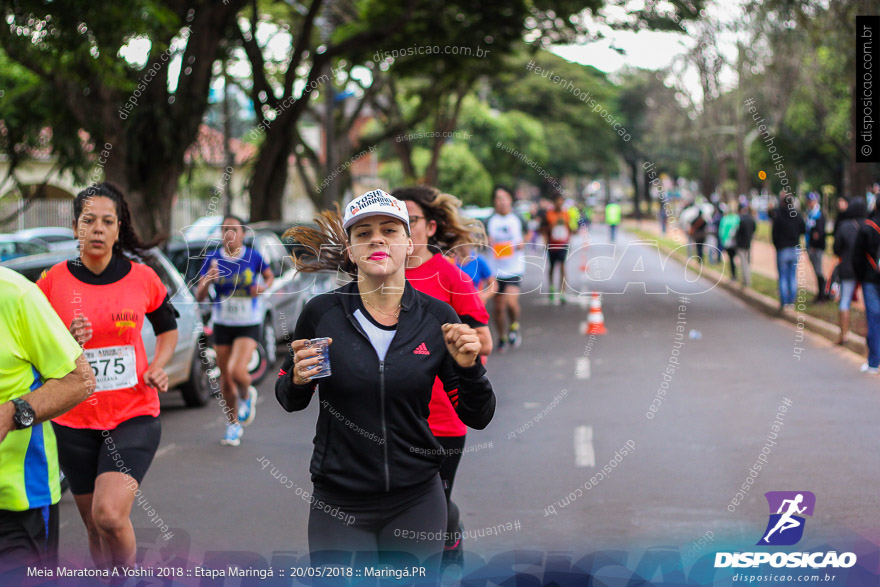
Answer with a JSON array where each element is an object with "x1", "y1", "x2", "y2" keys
[
  {"x1": 735, "y1": 202, "x2": 756, "y2": 287},
  {"x1": 805, "y1": 193, "x2": 828, "y2": 302},
  {"x1": 832, "y1": 196, "x2": 866, "y2": 345},
  {"x1": 771, "y1": 194, "x2": 806, "y2": 310},
  {"x1": 707, "y1": 203, "x2": 723, "y2": 264},
  {"x1": 658, "y1": 199, "x2": 668, "y2": 233},
  {"x1": 853, "y1": 199, "x2": 880, "y2": 374},
  {"x1": 689, "y1": 209, "x2": 708, "y2": 263},
  {"x1": 718, "y1": 203, "x2": 740, "y2": 281},
  {"x1": 605, "y1": 200, "x2": 621, "y2": 244}
]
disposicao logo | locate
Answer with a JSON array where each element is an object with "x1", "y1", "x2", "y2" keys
[
  {"x1": 715, "y1": 491, "x2": 857, "y2": 569},
  {"x1": 758, "y1": 490, "x2": 814, "y2": 546}
]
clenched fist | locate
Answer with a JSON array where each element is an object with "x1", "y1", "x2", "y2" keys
[{"x1": 442, "y1": 323, "x2": 481, "y2": 368}]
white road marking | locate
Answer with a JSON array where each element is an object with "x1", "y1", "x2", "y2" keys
[
  {"x1": 154, "y1": 443, "x2": 180, "y2": 459},
  {"x1": 523, "y1": 402, "x2": 541, "y2": 409},
  {"x1": 574, "y1": 426, "x2": 595, "y2": 468},
  {"x1": 576, "y1": 357, "x2": 590, "y2": 379}
]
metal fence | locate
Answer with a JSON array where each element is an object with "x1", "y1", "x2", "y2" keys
[
  {"x1": 0, "y1": 198, "x2": 75, "y2": 232},
  {"x1": 0, "y1": 197, "x2": 253, "y2": 234}
]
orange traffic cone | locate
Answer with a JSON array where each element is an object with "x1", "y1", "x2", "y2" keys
[{"x1": 582, "y1": 292, "x2": 607, "y2": 335}]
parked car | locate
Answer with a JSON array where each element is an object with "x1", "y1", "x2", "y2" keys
[
  {"x1": 15, "y1": 227, "x2": 76, "y2": 249},
  {"x1": 0, "y1": 235, "x2": 50, "y2": 262},
  {"x1": 249, "y1": 220, "x2": 317, "y2": 258},
  {"x1": 180, "y1": 215, "x2": 224, "y2": 241},
  {"x1": 164, "y1": 229, "x2": 337, "y2": 383},
  {"x1": 0, "y1": 248, "x2": 217, "y2": 407}
]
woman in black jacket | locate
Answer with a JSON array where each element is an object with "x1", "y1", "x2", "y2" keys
[
  {"x1": 853, "y1": 200, "x2": 880, "y2": 373},
  {"x1": 832, "y1": 197, "x2": 866, "y2": 344},
  {"x1": 275, "y1": 189, "x2": 496, "y2": 571}
]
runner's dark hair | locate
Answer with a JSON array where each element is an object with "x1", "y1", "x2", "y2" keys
[
  {"x1": 493, "y1": 184, "x2": 514, "y2": 199},
  {"x1": 222, "y1": 214, "x2": 247, "y2": 227},
  {"x1": 392, "y1": 185, "x2": 484, "y2": 257},
  {"x1": 73, "y1": 182, "x2": 159, "y2": 261}
]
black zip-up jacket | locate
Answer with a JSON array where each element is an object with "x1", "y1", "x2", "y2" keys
[
  {"x1": 854, "y1": 212, "x2": 880, "y2": 285},
  {"x1": 735, "y1": 213, "x2": 756, "y2": 249},
  {"x1": 833, "y1": 199, "x2": 867, "y2": 280},
  {"x1": 771, "y1": 210, "x2": 805, "y2": 250},
  {"x1": 275, "y1": 280, "x2": 495, "y2": 494}
]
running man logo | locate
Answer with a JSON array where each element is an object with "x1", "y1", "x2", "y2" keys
[{"x1": 757, "y1": 491, "x2": 815, "y2": 546}]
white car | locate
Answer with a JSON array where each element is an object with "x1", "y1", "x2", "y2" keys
[{"x1": 15, "y1": 227, "x2": 77, "y2": 250}]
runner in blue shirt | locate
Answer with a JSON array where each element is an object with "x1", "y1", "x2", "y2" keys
[{"x1": 196, "y1": 215, "x2": 274, "y2": 446}]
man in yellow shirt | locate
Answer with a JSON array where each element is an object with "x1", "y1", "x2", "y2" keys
[{"x1": 0, "y1": 267, "x2": 94, "y2": 571}]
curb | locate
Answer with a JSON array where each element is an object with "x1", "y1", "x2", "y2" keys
[{"x1": 625, "y1": 229, "x2": 867, "y2": 357}]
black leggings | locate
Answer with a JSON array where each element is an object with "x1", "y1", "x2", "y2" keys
[
  {"x1": 308, "y1": 474, "x2": 446, "y2": 570},
  {"x1": 436, "y1": 435, "x2": 465, "y2": 546},
  {"x1": 725, "y1": 247, "x2": 737, "y2": 279}
]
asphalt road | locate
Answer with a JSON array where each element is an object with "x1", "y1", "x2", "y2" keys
[{"x1": 54, "y1": 225, "x2": 880, "y2": 579}]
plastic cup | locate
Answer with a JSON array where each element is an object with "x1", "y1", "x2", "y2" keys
[{"x1": 307, "y1": 337, "x2": 331, "y2": 379}]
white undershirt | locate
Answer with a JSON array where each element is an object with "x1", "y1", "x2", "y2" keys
[{"x1": 353, "y1": 309, "x2": 396, "y2": 361}]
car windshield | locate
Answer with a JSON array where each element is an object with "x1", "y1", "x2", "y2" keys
[
  {"x1": 181, "y1": 216, "x2": 223, "y2": 241},
  {"x1": 0, "y1": 241, "x2": 48, "y2": 262}
]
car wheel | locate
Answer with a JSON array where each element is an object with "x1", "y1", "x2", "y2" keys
[
  {"x1": 179, "y1": 338, "x2": 216, "y2": 408},
  {"x1": 263, "y1": 317, "x2": 277, "y2": 366},
  {"x1": 248, "y1": 341, "x2": 269, "y2": 385}
]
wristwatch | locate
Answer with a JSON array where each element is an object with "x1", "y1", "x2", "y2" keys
[{"x1": 11, "y1": 398, "x2": 35, "y2": 430}]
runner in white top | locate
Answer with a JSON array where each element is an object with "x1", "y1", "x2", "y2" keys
[{"x1": 485, "y1": 186, "x2": 526, "y2": 352}]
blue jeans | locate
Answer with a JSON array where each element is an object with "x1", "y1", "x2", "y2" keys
[
  {"x1": 776, "y1": 247, "x2": 799, "y2": 305},
  {"x1": 862, "y1": 282, "x2": 880, "y2": 368}
]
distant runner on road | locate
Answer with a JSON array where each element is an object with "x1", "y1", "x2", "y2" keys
[
  {"x1": 486, "y1": 186, "x2": 526, "y2": 352},
  {"x1": 541, "y1": 194, "x2": 572, "y2": 304},
  {"x1": 196, "y1": 215, "x2": 274, "y2": 446}
]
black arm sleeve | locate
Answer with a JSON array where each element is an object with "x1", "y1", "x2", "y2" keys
[
  {"x1": 275, "y1": 301, "x2": 319, "y2": 412},
  {"x1": 438, "y1": 356, "x2": 496, "y2": 430},
  {"x1": 145, "y1": 294, "x2": 178, "y2": 335},
  {"x1": 833, "y1": 226, "x2": 843, "y2": 257},
  {"x1": 854, "y1": 229, "x2": 869, "y2": 281},
  {"x1": 461, "y1": 315, "x2": 487, "y2": 329}
]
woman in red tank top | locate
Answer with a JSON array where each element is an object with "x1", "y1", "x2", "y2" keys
[
  {"x1": 38, "y1": 183, "x2": 178, "y2": 572},
  {"x1": 392, "y1": 186, "x2": 493, "y2": 569}
]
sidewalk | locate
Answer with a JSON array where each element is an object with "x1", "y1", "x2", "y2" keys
[
  {"x1": 625, "y1": 219, "x2": 863, "y2": 311},
  {"x1": 621, "y1": 218, "x2": 868, "y2": 355}
]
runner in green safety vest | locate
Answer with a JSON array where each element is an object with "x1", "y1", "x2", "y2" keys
[
  {"x1": 568, "y1": 206, "x2": 581, "y2": 231},
  {"x1": 605, "y1": 202, "x2": 622, "y2": 243}
]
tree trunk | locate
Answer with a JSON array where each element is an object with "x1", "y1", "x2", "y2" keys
[
  {"x1": 849, "y1": 76, "x2": 873, "y2": 198},
  {"x1": 107, "y1": 161, "x2": 180, "y2": 245},
  {"x1": 700, "y1": 147, "x2": 714, "y2": 198},
  {"x1": 248, "y1": 124, "x2": 294, "y2": 221},
  {"x1": 630, "y1": 159, "x2": 644, "y2": 219}
]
